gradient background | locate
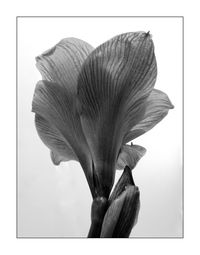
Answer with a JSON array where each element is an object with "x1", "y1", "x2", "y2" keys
[{"x1": 17, "y1": 17, "x2": 183, "y2": 237}]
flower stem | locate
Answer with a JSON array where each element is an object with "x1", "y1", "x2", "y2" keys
[
  {"x1": 88, "y1": 218, "x2": 104, "y2": 237},
  {"x1": 87, "y1": 197, "x2": 108, "y2": 238}
]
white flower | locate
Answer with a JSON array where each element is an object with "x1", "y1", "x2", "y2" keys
[{"x1": 32, "y1": 32, "x2": 173, "y2": 198}]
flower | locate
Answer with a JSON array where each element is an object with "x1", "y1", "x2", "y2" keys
[{"x1": 32, "y1": 32, "x2": 173, "y2": 199}]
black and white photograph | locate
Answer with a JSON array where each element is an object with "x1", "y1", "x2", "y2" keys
[{"x1": 17, "y1": 16, "x2": 183, "y2": 238}]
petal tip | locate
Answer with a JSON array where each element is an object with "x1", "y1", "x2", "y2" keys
[
  {"x1": 36, "y1": 46, "x2": 57, "y2": 62},
  {"x1": 50, "y1": 151, "x2": 61, "y2": 166},
  {"x1": 166, "y1": 98, "x2": 174, "y2": 110},
  {"x1": 170, "y1": 102, "x2": 175, "y2": 109}
]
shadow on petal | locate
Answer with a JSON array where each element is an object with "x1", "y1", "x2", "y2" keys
[{"x1": 36, "y1": 38, "x2": 94, "y2": 92}]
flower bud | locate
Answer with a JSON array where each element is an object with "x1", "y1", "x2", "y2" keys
[
  {"x1": 100, "y1": 185, "x2": 140, "y2": 238},
  {"x1": 109, "y1": 166, "x2": 135, "y2": 203}
]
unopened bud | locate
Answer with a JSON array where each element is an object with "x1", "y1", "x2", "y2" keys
[{"x1": 100, "y1": 185, "x2": 140, "y2": 238}]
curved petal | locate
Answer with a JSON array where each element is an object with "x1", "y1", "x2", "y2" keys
[
  {"x1": 78, "y1": 32, "x2": 157, "y2": 197},
  {"x1": 50, "y1": 151, "x2": 69, "y2": 166},
  {"x1": 34, "y1": 39, "x2": 95, "y2": 196},
  {"x1": 32, "y1": 80, "x2": 95, "y2": 197},
  {"x1": 116, "y1": 144, "x2": 146, "y2": 170},
  {"x1": 124, "y1": 89, "x2": 174, "y2": 143},
  {"x1": 36, "y1": 37, "x2": 94, "y2": 92},
  {"x1": 35, "y1": 114, "x2": 77, "y2": 165}
]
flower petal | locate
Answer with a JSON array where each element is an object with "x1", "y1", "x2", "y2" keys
[
  {"x1": 100, "y1": 185, "x2": 140, "y2": 238},
  {"x1": 116, "y1": 144, "x2": 146, "y2": 170},
  {"x1": 124, "y1": 89, "x2": 174, "y2": 142},
  {"x1": 35, "y1": 114, "x2": 77, "y2": 165},
  {"x1": 78, "y1": 32, "x2": 156, "y2": 197},
  {"x1": 36, "y1": 37, "x2": 94, "y2": 92},
  {"x1": 35, "y1": 39, "x2": 95, "y2": 196},
  {"x1": 32, "y1": 80, "x2": 95, "y2": 197},
  {"x1": 50, "y1": 151, "x2": 68, "y2": 166}
]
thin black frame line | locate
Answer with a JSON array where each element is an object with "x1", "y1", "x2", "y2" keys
[
  {"x1": 182, "y1": 16, "x2": 184, "y2": 239},
  {"x1": 16, "y1": 16, "x2": 18, "y2": 239},
  {"x1": 17, "y1": 236, "x2": 183, "y2": 239},
  {"x1": 16, "y1": 16, "x2": 183, "y2": 18},
  {"x1": 16, "y1": 16, "x2": 184, "y2": 239}
]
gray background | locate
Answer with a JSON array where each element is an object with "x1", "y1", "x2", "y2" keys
[{"x1": 17, "y1": 17, "x2": 182, "y2": 237}]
